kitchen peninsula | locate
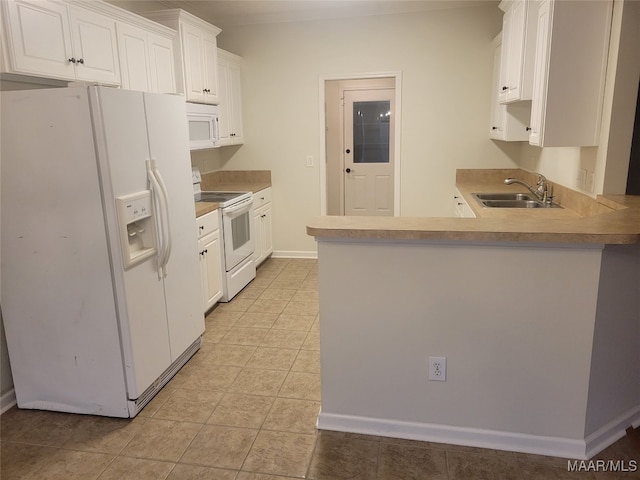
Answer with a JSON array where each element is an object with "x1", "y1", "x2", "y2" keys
[{"x1": 307, "y1": 169, "x2": 640, "y2": 460}]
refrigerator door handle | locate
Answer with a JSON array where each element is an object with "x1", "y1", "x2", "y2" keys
[
  {"x1": 152, "y1": 161, "x2": 172, "y2": 275},
  {"x1": 147, "y1": 160, "x2": 168, "y2": 278}
]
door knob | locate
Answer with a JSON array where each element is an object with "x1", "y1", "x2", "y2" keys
[
  {"x1": 345, "y1": 168, "x2": 351, "y2": 173},
  {"x1": 345, "y1": 149, "x2": 351, "y2": 154}
]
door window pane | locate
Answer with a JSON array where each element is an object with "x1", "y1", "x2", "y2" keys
[{"x1": 353, "y1": 101, "x2": 390, "y2": 163}]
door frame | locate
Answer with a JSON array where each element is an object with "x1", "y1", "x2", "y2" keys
[{"x1": 319, "y1": 71, "x2": 402, "y2": 216}]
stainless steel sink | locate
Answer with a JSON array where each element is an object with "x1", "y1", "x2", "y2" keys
[
  {"x1": 471, "y1": 193, "x2": 562, "y2": 209},
  {"x1": 473, "y1": 193, "x2": 534, "y2": 201},
  {"x1": 481, "y1": 200, "x2": 543, "y2": 208}
]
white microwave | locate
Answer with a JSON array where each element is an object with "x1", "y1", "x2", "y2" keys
[{"x1": 186, "y1": 102, "x2": 220, "y2": 150}]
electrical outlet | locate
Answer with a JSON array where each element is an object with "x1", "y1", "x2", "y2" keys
[
  {"x1": 428, "y1": 356, "x2": 447, "y2": 381},
  {"x1": 306, "y1": 155, "x2": 314, "y2": 167}
]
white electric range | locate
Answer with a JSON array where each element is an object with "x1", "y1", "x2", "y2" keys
[{"x1": 193, "y1": 168, "x2": 256, "y2": 301}]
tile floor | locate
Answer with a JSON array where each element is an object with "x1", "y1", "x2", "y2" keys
[{"x1": 1, "y1": 258, "x2": 638, "y2": 479}]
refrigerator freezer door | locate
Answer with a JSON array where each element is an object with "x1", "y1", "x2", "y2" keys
[
  {"x1": 143, "y1": 92, "x2": 205, "y2": 360},
  {"x1": 1, "y1": 88, "x2": 130, "y2": 416}
]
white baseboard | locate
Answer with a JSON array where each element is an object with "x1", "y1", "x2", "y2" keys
[
  {"x1": 1, "y1": 388, "x2": 16, "y2": 414},
  {"x1": 317, "y1": 411, "x2": 598, "y2": 460},
  {"x1": 584, "y1": 405, "x2": 640, "y2": 459},
  {"x1": 272, "y1": 250, "x2": 317, "y2": 259}
]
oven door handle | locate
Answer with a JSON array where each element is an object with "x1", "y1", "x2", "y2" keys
[{"x1": 222, "y1": 197, "x2": 253, "y2": 217}]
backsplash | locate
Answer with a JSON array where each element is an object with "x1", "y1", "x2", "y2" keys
[{"x1": 200, "y1": 170, "x2": 271, "y2": 191}]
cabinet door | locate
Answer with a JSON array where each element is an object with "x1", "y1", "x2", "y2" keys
[
  {"x1": 505, "y1": 0, "x2": 526, "y2": 101},
  {"x1": 260, "y1": 206, "x2": 273, "y2": 258},
  {"x1": 202, "y1": 31, "x2": 219, "y2": 103},
  {"x1": 218, "y1": 50, "x2": 244, "y2": 145},
  {"x1": 3, "y1": 0, "x2": 75, "y2": 80},
  {"x1": 217, "y1": 56, "x2": 232, "y2": 142},
  {"x1": 181, "y1": 22, "x2": 206, "y2": 102},
  {"x1": 490, "y1": 36, "x2": 505, "y2": 138},
  {"x1": 253, "y1": 209, "x2": 265, "y2": 266},
  {"x1": 490, "y1": 34, "x2": 531, "y2": 142},
  {"x1": 199, "y1": 230, "x2": 223, "y2": 312},
  {"x1": 228, "y1": 60, "x2": 243, "y2": 142},
  {"x1": 528, "y1": 0, "x2": 551, "y2": 146},
  {"x1": 117, "y1": 22, "x2": 150, "y2": 92},
  {"x1": 497, "y1": 8, "x2": 511, "y2": 104},
  {"x1": 253, "y1": 203, "x2": 273, "y2": 266},
  {"x1": 148, "y1": 32, "x2": 176, "y2": 94},
  {"x1": 69, "y1": 6, "x2": 120, "y2": 84}
]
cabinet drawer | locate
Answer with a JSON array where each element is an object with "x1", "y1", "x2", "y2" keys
[
  {"x1": 196, "y1": 209, "x2": 219, "y2": 239},
  {"x1": 253, "y1": 187, "x2": 272, "y2": 209}
]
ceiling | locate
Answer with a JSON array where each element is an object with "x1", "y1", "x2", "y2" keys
[{"x1": 111, "y1": 0, "x2": 496, "y2": 29}]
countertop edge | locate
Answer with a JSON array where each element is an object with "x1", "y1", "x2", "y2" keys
[{"x1": 306, "y1": 169, "x2": 640, "y2": 245}]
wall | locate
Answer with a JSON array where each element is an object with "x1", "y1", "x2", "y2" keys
[
  {"x1": 214, "y1": 5, "x2": 519, "y2": 256},
  {"x1": 316, "y1": 239, "x2": 628, "y2": 458}
]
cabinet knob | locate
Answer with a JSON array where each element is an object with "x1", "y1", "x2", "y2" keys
[
  {"x1": 77, "y1": 58, "x2": 84, "y2": 65},
  {"x1": 502, "y1": 86, "x2": 508, "y2": 91},
  {"x1": 491, "y1": 126, "x2": 498, "y2": 130},
  {"x1": 526, "y1": 127, "x2": 532, "y2": 132},
  {"x1": 68, "y1": 57, "x2": 77, "y2": 64},
  {"x1": 203, "y1": 88, "x2": 211, "y2": 94}
]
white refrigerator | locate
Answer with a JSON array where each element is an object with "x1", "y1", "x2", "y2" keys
[{"x1": 1, "y1": 86, "x2": 205, "y2": 417}]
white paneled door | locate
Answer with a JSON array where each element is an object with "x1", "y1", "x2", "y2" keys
[{"x1": 343, "y1": 89, "x2": 395, "y2": 216}]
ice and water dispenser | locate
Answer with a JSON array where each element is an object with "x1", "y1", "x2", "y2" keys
[{"x1": 115, "y1": 191, "x2": 157, "y2": 269}]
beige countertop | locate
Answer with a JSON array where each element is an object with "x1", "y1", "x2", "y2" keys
[
  {"x1": 194, "y1": 170, "x2": 272, "y2": 218},
  {"x1": 306, "y1": 169, "x2": 640, "y2": 245}
]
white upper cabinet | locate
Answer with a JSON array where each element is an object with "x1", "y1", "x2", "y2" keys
[
  {"x1": 218, "y1": 48, "x2": 244, "y2": 146},
  {"x1": 68, "y1": 5, "x2": 119, "y2": 83},
  {"x1": 142, "y1": 10, "x2": 221, "y2": 104},
  {"x1": 117, "y1": 21, "x2": 176, "y2": 94},
  {"x1": 528, "y1": 0, "x2": 612, "y2": 147},
  {"x1": 1, "y1": 0, "x2": 179, "y2": 91},
  {"x1": 2, "y1": 0, "x2": 119, "y2": 84},
  {"x1": 2, "y1": 0, "x2": 74, "y2": 79},
  {"x1": 147, "y1": 32, "x2": 176, "y2": 94},
  {"x1": 498, "y1": 0, "x2": 537, "y2": 103},
  {"x1": 490, "y1": 33, "x2": 531, "y2": 141}
]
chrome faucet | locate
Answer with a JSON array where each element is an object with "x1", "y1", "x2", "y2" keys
[{"x1": 504, "y1": 174, "x2": 552, "y2": 204}]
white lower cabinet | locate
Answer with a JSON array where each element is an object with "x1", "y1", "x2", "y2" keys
[
  {"x1": 253, "y1": 188, "x2": 273, "y2": 267},
  {"x1": 454, "y1": 189, "x2": 476, "y2": 218},
  {"x1": 196, "y1": 209, "x2": 223, "y2": 313}
]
